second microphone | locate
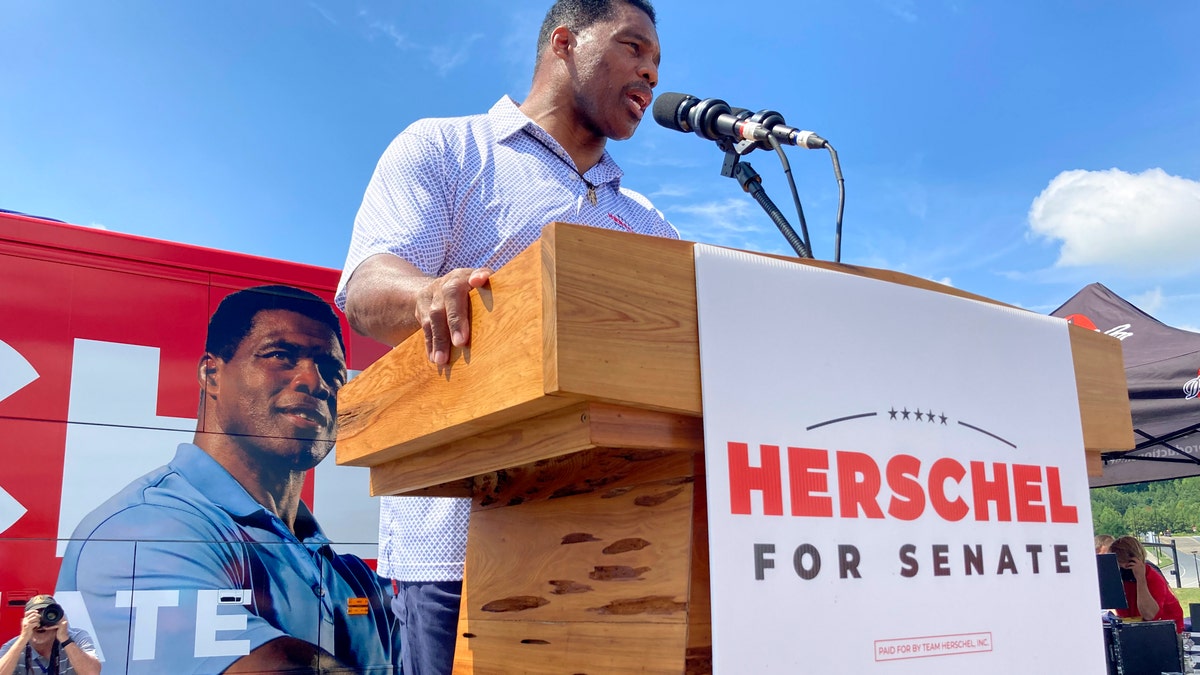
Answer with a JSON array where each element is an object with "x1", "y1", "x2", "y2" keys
[{"x1": 652, "y1": 92, "x2": 827, "y2": 150}]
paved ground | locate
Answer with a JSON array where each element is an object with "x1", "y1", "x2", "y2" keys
[
  {"x1": 1171, "y1": 536, "x2": 1200, "y2": 555},
  {"x1": 1148, "y1": 535, "x2": 1200, "y2": 587}
]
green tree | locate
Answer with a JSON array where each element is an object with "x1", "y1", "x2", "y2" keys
[{"x1": 1093, "y1": 505, "x2": 1125, "y2": 539}]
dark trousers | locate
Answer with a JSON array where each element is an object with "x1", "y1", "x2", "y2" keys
[{"x1": 393, "y1": 579, "x2": 463, "y2": 675}]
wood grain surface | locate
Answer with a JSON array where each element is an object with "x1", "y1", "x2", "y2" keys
[
  {"x1": 453, "y1": 445, "x2": 709, "y2": 674},
  {"x1": 338, "y1": 222, "x2": 1131, "y2": 480}
]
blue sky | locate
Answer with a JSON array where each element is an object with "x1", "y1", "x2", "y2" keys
[{"x1": 3, "y1": 1, "x2": 1199, "y2": 329}]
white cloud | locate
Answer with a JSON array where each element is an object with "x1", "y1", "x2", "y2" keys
[
  {"x1": 501, "y1": 10, "x2": 539, "y2": 67},
  {"x1": 671, "y1": 198, "x2": 787, "y2": 253},
  {"x1": 308, "y1": 2, "x2": 337, "y2": 26},
  {"x1": 649, "y1": 183, "x2": 695, "y2": 199},
  {"x1": 369, "y1": 21, "x2": 414, "y2": 50},
  {"x1": 880, "y1": 0, "x2": 918, "y2": 23},
  {"x1": 430, "y1": 34, "x2": 484, "y2": 78},
  {"x1": 1126, "y1": 286, "x2": 1200, "y2": 331},
  {"x1": 86, "y1": 222, "x2": 107, "y2": 230},
  {"x1": 1130, "y1": 286, "x2": 1164, "y2": 316},
  {"x1": 366, "y1": 20, "x2": 480, "y2": 77},
  {"x1": 674, "y1": 198, "x2": 755, "y2": 223},
  {"x1": 1028, "y1": 168, "x2": 1200, "y2": 274},
  {"x1": 879, "y1": 175, "x2": 928, "y2": 221}
]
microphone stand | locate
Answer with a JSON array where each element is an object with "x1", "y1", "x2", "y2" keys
[{"x1": 716, "y1": 137, "x2": 811, "y2": 259}]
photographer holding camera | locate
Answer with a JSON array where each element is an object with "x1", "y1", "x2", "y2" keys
[{"x1": 0, "y1": 595, "x2": 100, "y2": 675}]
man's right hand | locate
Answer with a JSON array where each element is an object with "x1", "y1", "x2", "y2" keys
[
  {"x1": 19, "y1": 609, "x2": 41, "y2": 640},
  {"x1": 415, "y1": 267, "x2": 492, "y2": 364},
  {"x1": 0, "y1": 610, "x2": 44, "y2": 673},
  {"x1": 343, "y1": 253, "x2": 491, "y2": 363}
]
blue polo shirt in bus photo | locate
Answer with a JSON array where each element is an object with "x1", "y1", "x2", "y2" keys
[{"x1": 56, "y1": 443, "x2": 399, "y2": 674}]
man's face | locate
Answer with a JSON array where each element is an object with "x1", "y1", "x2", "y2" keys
[
  {"x1": 569, "y1": 2, "x2": 661, "y2": 141},
  {"x1": 30, "y1": 621, "x2": 57, "y2": 646},
  {"x1": 26, "y1": 606, "x2": 60, "y2": 646},
  {"x1": 209, "y1": 309, "x2": 346, "y2": 472}
]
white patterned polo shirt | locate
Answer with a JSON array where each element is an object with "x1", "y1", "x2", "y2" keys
[{"x1": 340, "y1": 95, "x2": 678, "y2": 582}]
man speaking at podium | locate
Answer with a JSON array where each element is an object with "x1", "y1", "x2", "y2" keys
[{"x1": 336, "y1": 0, "x2": 677, "y2": 671}]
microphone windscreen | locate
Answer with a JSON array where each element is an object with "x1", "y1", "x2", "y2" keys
[{"x1": 651, "y1": 92, "x2": 695, "y2": 132}]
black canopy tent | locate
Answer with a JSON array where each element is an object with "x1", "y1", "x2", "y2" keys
[{"x1": 1051, "y1": 282, "x2": 1200, "y2": 487}]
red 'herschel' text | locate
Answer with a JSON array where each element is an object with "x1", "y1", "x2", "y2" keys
[{"x1": 726, "y1": 442, "x2": 1078, "y2": 523}]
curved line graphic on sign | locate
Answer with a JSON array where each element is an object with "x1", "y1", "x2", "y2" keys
[
  {"x1": 957, "y1": 421, "x2": 1017, "y2": 449},
  {"x1": 0, "y1": 339, "x2": 39, "y2": 404},
  {"x1": 806, "y1": 412, "x2": 878, "y2": 431}
]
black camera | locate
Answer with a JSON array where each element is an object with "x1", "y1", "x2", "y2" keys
[
  {"x1": 37, "y1": 602, "x2": 64, "y2": 627},
  {"x1": 24, "y1": 595, "x2": 65, "y2": 628},
  {"x1": 27, "y1": 598, "x2": 63, "y2": 624}
]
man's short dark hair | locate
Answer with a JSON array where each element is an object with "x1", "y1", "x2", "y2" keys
[
  {"x1": 536, "y1": 0, "x2": 656, "y2": 62},
  {"x1": 205, "y1": 285, "x2": 345, "y2": 361}
]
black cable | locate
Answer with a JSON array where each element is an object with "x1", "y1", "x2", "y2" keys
[
  {"x1": 729, "y1": 162, "x2": 811, "y2": 258},
  {"x1": 766, "y1": 134, "x2": 813, "y2": 257},
  {"x1": 826, "y1": 143, "x2": 845, "y2": 263}
]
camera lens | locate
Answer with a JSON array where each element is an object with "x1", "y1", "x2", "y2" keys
[{"x1": 38, "y1": 603, "x2": 64, "y2": 627}]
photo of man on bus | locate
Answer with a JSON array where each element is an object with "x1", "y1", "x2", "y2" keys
[{"x1": 56, "y1": 285, "x2": 398, "y2": 674}]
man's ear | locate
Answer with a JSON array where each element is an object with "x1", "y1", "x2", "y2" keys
[
  {"x1": 198, "y1": 353, "x2": 222, "y2": 399},
  {"x1": 549, "y1": 24, "x2": 574, "y2": 60}
]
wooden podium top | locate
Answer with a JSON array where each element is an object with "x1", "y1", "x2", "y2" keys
[{"x1": 336, "y1": 222, "x2": 1133, "y2": 493}]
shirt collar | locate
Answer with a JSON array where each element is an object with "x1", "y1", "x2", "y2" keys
[
  {"x1": 488, "y1": 95, "x2": 624, "y2": 187},
  {"x1": 488, "y1": 95, "x2": 537, "y2": 142},
  {"x1": 170, "y1": 443, "x2": 327, "y2": 543}
]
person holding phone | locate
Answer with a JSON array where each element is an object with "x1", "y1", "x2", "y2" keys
[{"x1": 1110, "y1": 536, "x2": 1184, "y2": 633}]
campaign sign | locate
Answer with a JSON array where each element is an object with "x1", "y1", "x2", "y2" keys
[{"x1": 694, "y1": 246, "x2": 1103, "y2": 674}]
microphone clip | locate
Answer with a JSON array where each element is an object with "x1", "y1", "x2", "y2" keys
[{"x1": 716, "y1": 135, "x2": 760, "y2": 162}]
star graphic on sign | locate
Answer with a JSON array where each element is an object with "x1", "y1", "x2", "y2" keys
[
  {"x1": 939, "y1": 412, "x2": 948, "y2": 425},
  {"x1": 914, "y1": 409, "x2": 925, "y2": 421},
  {"x1": 901, "y1": 407, "x2": 910, "y2": 420},
  {"x1": 926, "y1": 409, "x2": 936, "y2": 423},
  {"x1": 888, "y1": 407, "x2": 898, "y2": 420}
]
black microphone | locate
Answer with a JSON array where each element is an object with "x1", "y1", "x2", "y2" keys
[{"x1": 652, "y1": 92, "x2": 827, "y2": 149}]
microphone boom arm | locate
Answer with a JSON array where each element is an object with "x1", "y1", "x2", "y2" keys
[{"x1": 717, "y1": 139, "x2": 812, "y2": 259}]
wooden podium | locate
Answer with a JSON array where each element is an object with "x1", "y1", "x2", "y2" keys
[{"x1": 336, "y1": 222, "x2": 1133, "y2": 674}]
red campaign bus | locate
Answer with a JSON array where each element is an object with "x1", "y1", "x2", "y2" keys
[{"x1": 0, "y1": 210, "x2": 396, "y2": 673}]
